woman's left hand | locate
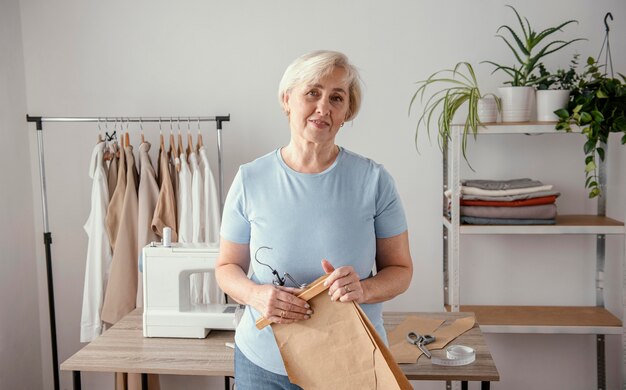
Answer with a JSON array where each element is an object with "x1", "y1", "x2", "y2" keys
[{"x1": 322, "y1": 259, "x2": 364, "y2": 303}]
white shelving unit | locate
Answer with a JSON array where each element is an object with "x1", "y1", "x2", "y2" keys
[{"x1": 442, "y1": 122, "x2": 625, "y2": 389}]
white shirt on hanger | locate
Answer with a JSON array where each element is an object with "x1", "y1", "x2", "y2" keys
[
  {"x1": 177, "y1": 152, "x2": 202, "y2": 304},
  {"x1": 189, "y1": 150, "x2": 204, "y2": 244},
  {"x1": 80, "y1": 142, "x2": 112, "y2": 342},
  {"x1": 198, "y1": 146, "x2": 223, "y2": 304}
]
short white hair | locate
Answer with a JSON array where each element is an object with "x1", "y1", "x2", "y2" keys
[{"x1": 278, "y1": 50, "x2": 362, "y2": 122}]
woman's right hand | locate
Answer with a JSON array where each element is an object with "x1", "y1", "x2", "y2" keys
[{"x1": 249, "y1": 284, "x2": 313, "y2": 324}]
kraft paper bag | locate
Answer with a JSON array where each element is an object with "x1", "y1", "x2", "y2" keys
[{"x1": 271, "y1": 277, "x2": 412, "y2": 390}]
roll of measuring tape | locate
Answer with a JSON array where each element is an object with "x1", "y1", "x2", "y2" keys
[{"x1": 431, "y1": 345, "x2": 476, "y2": 366}]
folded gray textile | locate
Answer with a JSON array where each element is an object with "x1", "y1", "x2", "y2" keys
[
  {"x1": 461, "y1": 178, "x2": 544, "y2": 190},
  {"x1": 460, "y1": 204, "x2": 557, "y2": 219},
  {"x1": 460, "y1": 190, "x2": 561, "y2": 201},
  {"x1": 461, "y1": 216, "x2": 556, "y2": 225}
]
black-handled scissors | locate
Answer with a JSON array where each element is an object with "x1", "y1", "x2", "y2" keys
[{"x1": 406, "y1": 332, "x2": 436, "y2": 358}]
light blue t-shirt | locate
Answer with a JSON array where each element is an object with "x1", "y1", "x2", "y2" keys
[{"x1": 221, "y1": 147, "x2": 407, "y2": 375}]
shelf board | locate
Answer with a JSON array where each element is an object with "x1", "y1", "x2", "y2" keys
[
  {"x1": 442, "y1": 215, "x2": 625, "y2": 235},
  {"x1": 445, "y1": 305, "x2": 622, "y2": 334},
  {"x1": 451, "y1": 121, "x2": 581, "y2": 134}
]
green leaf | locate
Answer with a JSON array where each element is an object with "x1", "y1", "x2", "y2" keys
[
  {"x1": 555, "y1": 108, "x2": 570, "y2": 119},
  {"x1": 580, "y1": 112, "x2": 592, "y2": 124},
  {"x1": 591, "y1": 110, "x2": 604, "y2": 123},
  {"x1": 588, "y1": 181, "x2": 598, "y2": 189},
  {"x1": 597, "y1": 147, "x2": 605, "y2": 161},
  {"x1": 583, "y1": 139, "x2": 596, "y2": 154},
  {"x1": 585, "y1": 160, "x2": 596, "y2": 173},
  {"x1": 597, "y1": 89, "x2": 608, "y2": 98},
  {"x1": 589, "y1": 187, "x2": 601, "y2": 198}
]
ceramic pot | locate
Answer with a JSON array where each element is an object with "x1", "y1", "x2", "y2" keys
[
  {"x1": 498, "y1": 86, "x2": 535, "y2": 122},
  {"x1": 477, "y1": 96, "x2": 498, "y2": 123},
  {"x1": 536, "y1": 89, "x2": 570, "y2": 121}
]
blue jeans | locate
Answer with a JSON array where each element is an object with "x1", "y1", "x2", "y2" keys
[{"x1": 234, "y1": 344, "x2": 302, "y2": 390}]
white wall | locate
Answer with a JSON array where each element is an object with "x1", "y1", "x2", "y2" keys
[
  {"x1": 15, "y1": 0, "x2": 626, "y2": 389},
  {"x1": 0, "y1": 0, "x2": 43, "y2": 389}
]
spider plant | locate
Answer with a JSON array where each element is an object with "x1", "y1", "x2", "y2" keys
[
  {"x1": 409, "y1": 61, "x2": 499, "y2": 166},
  {"x1": 484, "y1": 5, "x2": 584, "y2": 86}
]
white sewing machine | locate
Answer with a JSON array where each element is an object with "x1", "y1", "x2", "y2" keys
[{"x1": 142, "y1": 243, "x2": 239, "y2": 338}]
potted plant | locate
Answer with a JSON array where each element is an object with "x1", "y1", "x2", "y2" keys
[
  {"x1": 535, "y1": 55, "x2": 580, "y2": 121},
  {"x1": 484, "y1": 5, "x2": 584, "y2": 122},
  {"x1": 409, "y1": 61, "x2": 500, "y2": 165},
  {"x1": 556, "y1": 56, "x2": 626, "y2": 198}
]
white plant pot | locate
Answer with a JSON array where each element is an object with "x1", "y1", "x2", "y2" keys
[
  {"x1": 477, "y1": 96, "x2": 498, "y2": 123},
  {"x1": 536, "y1": 89, "x2": 570, "y2": 121},
  {"x1": 498, "y1": 86, "x2": 535, "y2": 122}
]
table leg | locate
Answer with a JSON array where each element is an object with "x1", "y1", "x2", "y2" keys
[
  {"x1": 461, "y1": 381, "x2": 468, "y2": 390},
  {"x1": 225, "y1": 376, "x2": 232, "y2": 390},
  {"x1": 72, "y1": 371, "x2": 81, "y2": 390},
  {"x1": 141, "y1": 373, "x2": 148, "y2": 390},
  {"x1": 481, "y1": 381, "x2": 490, "y2": 390}
]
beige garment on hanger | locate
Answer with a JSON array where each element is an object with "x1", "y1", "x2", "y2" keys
[
  {"x1": 105, "y1": 147, "x2": 126, "y2": 250},
  {"x1": 106, "y1": 154, "x2": 118, "y2": 203},
  {"x1": 151, "y1": 148, "x2": 178, "y2": 241},
  {"x1": 137, "y1": 142, "x2": 159, "y2": 306},
  {"x1": 101, "y1": 146, "x2": 138, "y2": 325},
  {"x1": 115, "y1": 373, "x2": 161, "y2": 390}
]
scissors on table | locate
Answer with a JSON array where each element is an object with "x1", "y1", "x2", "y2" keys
[{"x1": 406, "y1": 332, "x2": 436, "y2": 358}]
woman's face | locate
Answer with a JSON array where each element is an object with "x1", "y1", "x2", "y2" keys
[{"x1": 283, "y1": 67, "x2": 350, "y2": 146}]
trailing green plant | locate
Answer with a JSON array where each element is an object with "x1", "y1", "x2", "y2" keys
[
  {"x1": 534, "y1": 54, "x2": 581, "y2": 90},
  {"x1": 556, "y1": 56, "x2": 626, "y2": 198},
  {"x1": 484, "y1": 5, "x2": 584, "y2": 86},
  {"x1": 409, "y1": 61, "x2": 500, "y2": 166}
]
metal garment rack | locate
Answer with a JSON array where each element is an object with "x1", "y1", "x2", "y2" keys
[{"x1": 25, "y1": 114, "x2": 230, "y2": 390}]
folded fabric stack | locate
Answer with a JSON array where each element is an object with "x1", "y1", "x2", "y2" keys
[{"x1": 452, "y1": 178, "x2": 560, "y2": 225}]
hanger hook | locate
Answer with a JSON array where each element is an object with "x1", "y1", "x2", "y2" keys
[
  {"x1": 177, "y1": 116, "x2": 181, "y2": 132},
  {"x1": 254, "y1": 246, "x2": 287, "y2": 286},
  {"x1": 604, "y1": 12, "x2": 613, "y2": 32},
  {"x1": 187, "y1": 117, "x2": 191, "y2": 132},
  {"x1": 197, "y1": 117, "x2": 201, "y2": 132},
  {"x1": 169, "y1": 117, "x2": 173, "y2": 132},
  {"x1": 139, "y1": 117, "x2": 144, "y2": 132}
]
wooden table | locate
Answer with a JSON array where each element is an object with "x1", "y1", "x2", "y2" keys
[{"x1": 61, "y1": 309, "x2": 499, "y2": 389}]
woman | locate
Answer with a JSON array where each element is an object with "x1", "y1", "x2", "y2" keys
[{"x1": 216, "y1": 50, "x2": 412, "y2": 389}]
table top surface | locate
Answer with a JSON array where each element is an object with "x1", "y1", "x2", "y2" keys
[{"x1": 61, "y1": 309, "x2": 499, "y2": 382}]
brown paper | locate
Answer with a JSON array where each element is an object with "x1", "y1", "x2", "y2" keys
[
  {"x1": 388, "y1": 315, "x2": 475, "y2": 363},
  {"x1": 272, "y1": 286, "x2": 412, "y2": 389}
]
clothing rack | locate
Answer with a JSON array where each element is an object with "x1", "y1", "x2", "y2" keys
[{"x1": 26, "y1": 114, "x2": 230, "y2": 390}]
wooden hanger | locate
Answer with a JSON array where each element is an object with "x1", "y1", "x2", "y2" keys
[
  {"x1": 168, "y1": 118, "x2": 177, "y2": 159},
  {"x1": 186, "y1": 118, "x2": 193, "y2": 155},
  {"x1": 256, "y1": 274, "x2": 330, "y2": 330},
  {"x1": 177, "y1": 131, "x2": 184, "y2": 157},
  {"x1": 187, "y1": 131, "x2": 193, "y2": 156},
  {"x1": 140, "y1": 118, "x2": 145, "y2": 144},
  {"x1": 196, "y1": 118, "x2": 203, "y2": 150},
  {"x1": 124, "y1": 132, "x2": 130, "y2": 148},
  {"x1": 159, "y1": 118, "x2": 165, "y2": 152}
]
